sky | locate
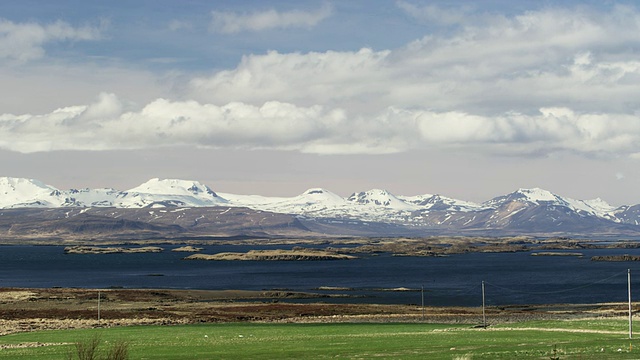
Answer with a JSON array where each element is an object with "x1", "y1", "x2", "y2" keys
[{"x1": 2, "y1": 0, "x2": 640, "y2": 205}]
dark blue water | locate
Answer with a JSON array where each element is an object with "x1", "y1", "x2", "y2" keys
[{"x1": 1, "y1": 245, "x2": 639, "y2": 306}]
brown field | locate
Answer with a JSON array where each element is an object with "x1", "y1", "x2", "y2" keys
[{"x1": 0, "y1": 287, "x2": 631, "y2": 336}]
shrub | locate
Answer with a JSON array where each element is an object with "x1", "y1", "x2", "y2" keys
[
  {"x1": 105, "y1": 340, "x2": 129, "y2": 360},
  {"x1": 67, "y1": 335, "x2": 129, "y2": 360}
]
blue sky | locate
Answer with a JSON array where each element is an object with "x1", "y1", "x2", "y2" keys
[{"x1": 2, "y1": 1, "x2": 640, "y2": 205}]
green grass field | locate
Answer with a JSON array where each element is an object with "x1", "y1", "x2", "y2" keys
[{"x1": 1, "y1": 320, "x2": 639, "y2": 359}]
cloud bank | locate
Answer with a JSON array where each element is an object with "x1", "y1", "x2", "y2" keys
[
  {"x1": 2, "y1": 5, "x2": 640, "y2": 160},
  {"x1": 2, "y1": 93, "x2": 640, "y2": 157},
  {"x1": 192, "y1": 6, "x2": 640, "y2": 116}
]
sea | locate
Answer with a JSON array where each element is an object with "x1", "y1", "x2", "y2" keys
[{"x1": 1, "y1": 244, "x2": 639, "y2": 307}]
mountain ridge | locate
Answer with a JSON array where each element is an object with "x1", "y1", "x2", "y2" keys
[{"x1": 1, "y1": 176, "x2": 638, "y2": 237}]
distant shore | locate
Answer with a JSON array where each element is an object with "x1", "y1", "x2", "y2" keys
[{"x1": 30, "y1": 236, "x2": 640, "y2": 259}]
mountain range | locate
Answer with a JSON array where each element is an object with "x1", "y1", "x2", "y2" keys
[{"x1": 1, "y1": 177, "x2": 639, "y2": 239}]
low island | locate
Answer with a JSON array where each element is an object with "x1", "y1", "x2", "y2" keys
[
  {"x1": 171, "y1": 246, "x2": 204, "y2": 252},
  {"x1": 591, "y1": 255, "x2": 640, "y2": 262},
  {"x1": 184, "y1": 249, "x2": 357, "y2": 261},
  {"x1": 64, "y1": 246, "x2": 164, "y2": 254}
]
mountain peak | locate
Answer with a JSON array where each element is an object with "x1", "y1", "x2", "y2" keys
[
  {"x1": 296, "y1": 188, "x2": 346, "y2": 205},
  {"x1": 302, "y1": 188, "x2": 332, "y2": 196},
  {"x1": 484, "y1": 188, "x2": 618, "y2": 218},
  {"x1": 0, "y1": 177, "x2": 60, "y2": 208},
  {"x1": 483, "y1": 187, "x2": 565, "y2": 208},
  {"x1": 347, "y1": 189, "x2": 414, "y2": 209},
  {"x1": 514, "y1": 188, "x2": 559, "y2": 203},
  {"x1": 0, "y1": 177, "x2": 53, "y2": 190},
  {"x1": 399, "y1": 193, "x2": 484, "y2": 212},
  {"x1": 128, "y1": 178, "x2": 218, "y2": 197}
]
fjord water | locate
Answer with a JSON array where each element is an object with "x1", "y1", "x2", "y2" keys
[{"x1": 1, "y1": 245, "x2": 639, "y2": 306}]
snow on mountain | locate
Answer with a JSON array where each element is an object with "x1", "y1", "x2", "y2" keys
[
  {"x1": 280, "y1": 188, "x2": 348, "y2": 208},
  {"x1": 581, "y1": 198, "x2": 615, "y2": 213},
  {"x1": 243, "y1": 188, "x2": 350, "y2": 215},
  {"x1": 566, "y1": 198, "x2": 617, "y2": 218},
  {"x1": 399, "y1": 194, "x2": 486, "y2": 212},
  {"x1": 515, "y1": 188, "x2": 559, "y2": 203},
  {"x1": 223, "y1": 188, "x2": 415, "y2": 217},
  {"x1": 222, "y1": 188, "x2": 415, "y2": 221},
  {"x1": 61, "y1": 188, "x2": 123, "y2": 207},
  {"x1": 127, "y1": 178, "x2": 218, "y2": 197},
  {"x1": 221, "y1": 188, "x2": 367, "y2": 220},
  {"x1": 484, "y1": 188, "x2": 565, "y2": 207},
  {"x1": 397, "y1": 193, "x2": 433, "y2": 204},
  {"x1": 217, "y1": 192, "x2": 288, "y2": 206},
  {"x1": 118, "y1": 178, "x2": 227, "y2": 208},
  {"x1": 0, "y1": 177, "x2": 638, "y2": 234},
  {"x1": 484, "y1": 188, "x2": 617, "y2": 218},
  {"x1": 615, "y1": 205, "x2": 640, "y2": 226},
  {"x1": 347, "y1": 189, "x2": 416, "y2": 210},
  {"x1": 0, "y1": 177, "x2": 62, "y2": 208},
  {"x1": 226, "y1": 188, "x2": 346, "y2": 208}
]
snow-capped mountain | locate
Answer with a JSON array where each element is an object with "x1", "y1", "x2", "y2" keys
[
  {"x1": 219, "y1": 187, "x2": 369, "y2": 223},
  {"x1": 0, "y1": 177, "x2": 61, "y2": 208},
  {"x1": 484, "y1": 188, "x2": 616, "y2": 218},
  {"x1": 399, "y1": 194, "x2": 486, "y2": 212},
  {"x1": 127, "y1": 178, "x2": 217, "y2": 197},
  {"x1": 0, "y1": 177, "x2": 227, "y2": 209},
  {"x1": 1, "y1": 177, "x2": 639, "y2": 236},
  {"x1": 223, "y1": 188, "x2": 415, "y2": 221},
  {"x1": 118, "y1": 178, "x2": 227, "y2": 208},
  {"x1": 347, "y1": 189, "x2": 416, "y2": 210},
  {"x1": 464, "y1": 188, "x2": 625, "y2": 232}
]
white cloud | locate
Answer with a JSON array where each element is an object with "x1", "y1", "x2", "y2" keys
[
  {"x1": 210, "y1": 2, "x2": 332, "y2": 33},
  {"x1": 396, "y1": 1, "x2": 471, "y2": 25},
  {"x1": 2, "y1": 94, "x2": 640, "y2": 157},
  {"x1": 190, "y1": 5, "x2": 640, "y2": 117},
  {"x1": 0, "y1": 19, "x2": 102, "y2": 61},
  {"x1": 168, "y1": 20, "x2": 193, "y2": 32},
  {"x1": 189, "y1": 48, "x2": 390, "y2": 111},
  {"x1": 0, "y1": 94, "x2": 345, "y2": 153},
  {"x1": 2, "y1": 5, "x2": 640, "y2": 160}
]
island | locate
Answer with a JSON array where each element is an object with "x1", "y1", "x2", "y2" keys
[
  {"x1": 64, "y1": 246, "x2": 164, "y2": 254},
  {"x1": 171, "y1": 246, "x2": 204, "y2": 252},
  {"x1": 531, "y1": 252, "x2": 583, "y2": 257},
  {"x1": 591, "y1": 255, "x2": 640, "y2": 262},
  {"x1": 184, "y1": 249, "x2": 357, "y2": 261}
]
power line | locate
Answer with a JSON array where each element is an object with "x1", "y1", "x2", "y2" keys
[
  {"x1": 449, "y1": 283, "x2": 482, "y2": 295},
  {"x1": 484, "y1": 270, "x2": 629, "y2": 295}
]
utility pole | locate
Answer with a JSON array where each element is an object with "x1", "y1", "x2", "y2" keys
[
  {"x1": 98, "y1": 290, "x2": 101, "y2": 323},
  {"x1": 421, "y1": 285, "x2": 425, "y2": 321},
  {"x1": 629, "y1": 269, "x2": 632, "y2": 340},
  {"x1": 482, "y1": 281, "x2": 486, "y2": 329}
]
